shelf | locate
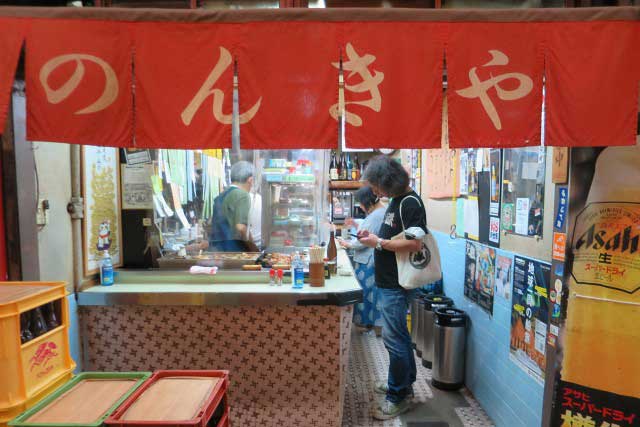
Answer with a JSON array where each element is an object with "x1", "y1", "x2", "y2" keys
[{"x1": 329, "y1": 181, "x2": 364, "y2": 190}]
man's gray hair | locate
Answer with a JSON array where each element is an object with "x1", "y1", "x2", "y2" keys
[
  {"x1": 362, "y1": 155, "x2": 409, "y2": 198},
  {"x1": 230, "y1": 161, "x2": 254, "y2": 184}
]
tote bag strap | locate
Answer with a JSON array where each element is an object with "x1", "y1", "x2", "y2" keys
[{"x1": 398, "y1": 195, "x2": 427, "y2": 233}]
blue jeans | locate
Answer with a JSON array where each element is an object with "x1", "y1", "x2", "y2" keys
[{"x1": 378, "y1": 287, "x2": 417, "y2": 403}]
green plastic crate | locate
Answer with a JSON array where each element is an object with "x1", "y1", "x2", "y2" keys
[{"x1": 8, "y1": 372, "x2": 151, "y2": 427}]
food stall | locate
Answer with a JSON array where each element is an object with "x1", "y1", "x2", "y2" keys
[{"x1": 77, "y1": 147, "x2": 362, "y2": 426}]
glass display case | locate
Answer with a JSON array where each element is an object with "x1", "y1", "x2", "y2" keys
[{"x1": 257, "y1": 150, "x2": 330, "y2": 251}]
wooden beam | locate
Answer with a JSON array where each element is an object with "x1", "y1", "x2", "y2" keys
[
  {"x1": 280, "y1": 0, "x2": 309, "y2": 6},
  {"x1": 1, "y1": 101, "x2": 22, "y2": 281}
]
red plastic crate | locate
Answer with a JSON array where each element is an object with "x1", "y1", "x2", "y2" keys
[{"x1": 105, "y1": 370, "x2": 229, "y2": 427}]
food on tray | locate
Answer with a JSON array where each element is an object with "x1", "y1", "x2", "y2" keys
[
  {"x1": 242, "y1": 265, "x2": 262, "y2": 271},
  {"x1": 259, "y1": 252, "x2": 292, "y2": 269}
]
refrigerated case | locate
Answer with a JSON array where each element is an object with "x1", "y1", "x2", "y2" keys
[{"x1": 257, "y1": 150, "x2": 329, "y2": 251}]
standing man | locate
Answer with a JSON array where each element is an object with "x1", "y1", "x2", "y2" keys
[
  {"x1": 358, "y1": 155, "x2": 427, "y2": 420},
  {"x1": 209, "y1": 161, "x2": 257, "y2": 252}
]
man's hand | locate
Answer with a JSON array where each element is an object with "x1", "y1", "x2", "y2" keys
[{"x1": 357, "y1": 231, "x2": 379, "y2": 248}]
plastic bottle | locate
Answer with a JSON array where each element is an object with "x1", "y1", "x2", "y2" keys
[
  {"x1": 269, "y1": 269, "x2": 276, "y2": 286},
  {"x1": 292, "y1": 252, "x2": 304, "y2": 289},
  {"x1": 100, "y1": 250, "x2": 114, "y2": 286}
]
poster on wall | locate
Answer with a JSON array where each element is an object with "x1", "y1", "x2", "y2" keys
[
  {"x1": 464, "y1": 241, "x2": 496, "y2": 315},
  {"x1": 550, "y1": 145, "x2": 640, "y2": 426},
  {"x1": 510, "y1": 255, "x2": 550, "y2": 385},
  {"x1": 495, "y1": 255, "x2": 513, "y2": 301},
  {"x1": 82, "y1": 146, "x2": 122, "y2": 275}
]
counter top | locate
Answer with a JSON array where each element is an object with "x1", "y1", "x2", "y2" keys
[{"x1": 78, "y1": 250, "x2": 362, "y2": 307}]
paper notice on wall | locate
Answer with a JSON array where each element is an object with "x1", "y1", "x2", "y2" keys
[
  {"x1": 122, "y1": 164, "x2": 154, "y2": 210},
  {"x1": 489, "y1": 217, "x2": 500, "y2": 243},
  {"x1": 522, "y1": 162, "x2": 539, "y2": 180},
  {"x1": 464, "y1": 197, "x2": 480, "y2": 240},
  {"x1": 476, "y1": 149, "x2": 484, "y2": 172},
  {"x1": 459, "y1": 152, "x2": 469, "y2": 195},
  {"x1": 456, "y1": 198, "x2": 465, "y2": 237},
  {"x1": 515, "y1": 198, "x2": 530, "y2": 235}
]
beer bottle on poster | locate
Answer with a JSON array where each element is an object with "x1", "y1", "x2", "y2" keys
[{"x1": 31, "y1": 307, "x2": 48, "y2": 337}]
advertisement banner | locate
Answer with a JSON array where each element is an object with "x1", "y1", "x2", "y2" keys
[
  {"x1": 550, "y1": 144, "x2": 640, "y2": 426},
  {"x1": 510, "y1": 255, "x2": 551, "y2": 384},
  {"x1": 464, "y1": 240, "x2": 496, "y2": 315}
]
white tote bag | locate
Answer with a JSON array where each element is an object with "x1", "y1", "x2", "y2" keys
[{"x1": 391, "y1": 195, "x2": 443, "y2": 290}]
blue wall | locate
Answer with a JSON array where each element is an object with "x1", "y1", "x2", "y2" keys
[
  {"x1": 432, "y1": 230, "x2": 544, "y2": 427},
  {"x1": 67, "y1": 294, "x2": 82, "y2": 373}
]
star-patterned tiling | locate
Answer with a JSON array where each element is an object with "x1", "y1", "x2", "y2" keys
[{"x1": 82, "y1": 305, "x2": 354, "y2": 427}]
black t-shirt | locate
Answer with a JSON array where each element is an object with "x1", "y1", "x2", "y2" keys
[{"x1": 374, "y1": 191, "x2": 427, "y2": 289}]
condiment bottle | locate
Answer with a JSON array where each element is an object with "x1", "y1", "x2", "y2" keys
[
  {"x1": 269, "y1": 269, "x2": 276, "y2": 286},
  {"x1": 277, "y1": 269, "x2": 284, "y2": 286}
]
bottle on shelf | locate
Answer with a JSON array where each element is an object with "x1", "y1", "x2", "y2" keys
[
  {"x1": 336, "y1": 152, "x2": 343, "y2": 180},
  {"x1": 20, "y1": 312, "x2": 34, "y2": 343},
  {"x1": 339, "y1": 153, "x2": 347, "y2": 180},
  {"x1": 353, "y1": 154, "x2": 360, "y2": 181},
  {"x1": 346, "y1": 154, "x2": 353, "y2": 181},
  {"x1": 329, "y1": 151, "x2": 339, "y2": 181},
  {"x1": 100, "y1": 250, "x2": 114, "y2": 286},
  {"x1": 31, "y1": 307, "x2": 48, "y2": 337}
]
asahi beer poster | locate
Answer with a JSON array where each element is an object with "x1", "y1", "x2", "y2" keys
[
  {"x1": 464, "y1": 241, "x2": 496, "y2": 315},
  {"x1": 510, "y1": 255, "x2": 550, "y2": 385},
  {"x1": 550, "y1": 145, "x2": 640, "y2": 426}
]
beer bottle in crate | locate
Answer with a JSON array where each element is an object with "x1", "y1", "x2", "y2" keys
[
  {"x1": 31, "y1": 307, "x2": 48, "y2": 336},
  {"x1": 43, "y1": 301, "x2": 60, "y2": 330},
  {"x1": 20, "y1": 312, "x2": 34, "y2": 343}
]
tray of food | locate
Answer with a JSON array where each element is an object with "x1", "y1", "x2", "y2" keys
[
  {"x1": 158, "y1": 253, "x2": 261, "y2": 270},
  {"x1": 258, "y1": 253, "x2": 292, "y2": 270}
]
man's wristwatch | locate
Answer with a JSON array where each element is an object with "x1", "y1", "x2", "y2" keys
[{"x1": 375, "y1": 238, "x2": 384, "y2": 251}]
